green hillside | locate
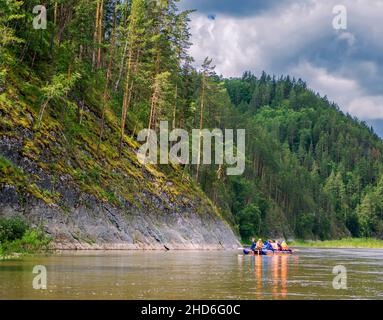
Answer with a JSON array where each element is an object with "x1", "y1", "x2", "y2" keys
[{"x1": 217, "y1": 73, "x2": 383, "y2": 240}]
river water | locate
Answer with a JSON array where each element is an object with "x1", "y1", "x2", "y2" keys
[{"x1": 1, "y1": 248, "x2": 382, "y2": 299}]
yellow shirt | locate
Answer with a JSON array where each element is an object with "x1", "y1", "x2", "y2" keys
[{"x1": 272, "y1": 243, "x2": 278, "y2": 250}]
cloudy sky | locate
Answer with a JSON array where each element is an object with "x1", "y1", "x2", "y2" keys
[{"x1": 179, "y1": 0, "x2": 383, "y2": 138}]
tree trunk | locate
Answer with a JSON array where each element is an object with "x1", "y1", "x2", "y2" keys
[
  {"x1": 119, "y1": 51, "x2": 134, "y2": 155},
  {"x1": 54, "y1": 2, "x2": 58, "y2": 25},
  {"x1": 98, "y1": 4, "x2": 117, "y2": 156},
  {"x1": 92, "y1": 0, "x2": 100, "y2": 69},
  {"x1": 148, "y1": 81, "x2": 159, "y2": 131},
  {"x1": 114, "y1": 39, "x2": 129, "y2": 90},
  {"x1": 172, "y1": 83, "x2": 178, "y2": 130},
  {"x1": 37, "y1": 100, "x2": 50, "y2": 127},
  {"x1": 97, "y1": 0, "x2": 104, "y2": 69},
  {"x1": 196, "y1": 73, "x2": 205, "y2": 181}
]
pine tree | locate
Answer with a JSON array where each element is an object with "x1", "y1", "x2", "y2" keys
[
  {"x1": 147, "y1": 71, "x2": 172, "y2": 130},
  {"x1": 170, "y1": 9, "x2": 192, "y2": 130},
  {"x1": 195, "y1": 57, "x2": 215, "y2": 181},
  {"x1": 97, "y1": 0, "x2": 118, "y2": 156},
  {"x1": 119, "y1": 0, "x2": 146, "y2": 155}
]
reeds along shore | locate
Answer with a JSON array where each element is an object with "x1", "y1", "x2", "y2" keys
[{"x1": 290, "y1": 238, "x2": 383, "y2": 248}]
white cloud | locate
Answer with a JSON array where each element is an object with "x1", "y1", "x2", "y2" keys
[
  {"x1": 188, "y1": 1, "x2": 332, "y2": 76},
  {"x1": 289, "y1": 61, "x2": 359, "y2": 105},
  {"x1": 187, "y1": 0, "x2": 383, "y2": 122},
  {"x1": 290, "y1": 61, "x2": 383, "y2": 120},
  {"x1": 348, "y1": 97, "x2": 383, "y2": 120}
]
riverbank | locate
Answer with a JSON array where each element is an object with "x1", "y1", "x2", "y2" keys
[{"x1": 290, "y1": 238, "x2": 383, "y2": 248}]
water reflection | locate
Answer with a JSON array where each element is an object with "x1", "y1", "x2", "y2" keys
[
  {"x1": 281, "y1": 256, "x2": 287, "y2": 298},
  {"x1": 255, "y1": 256, "x2": 262, "y2": 299},
  {"x1": 272, "y1": 256, "x2": 279, "y2": 298},
  {"x1": 248, "y1": 254, "x2": 292, "y2": 299}
]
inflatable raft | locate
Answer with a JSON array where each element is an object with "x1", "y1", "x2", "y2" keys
[{"x1": 243, "y1": 248, "x2": 293, "y2": 256}]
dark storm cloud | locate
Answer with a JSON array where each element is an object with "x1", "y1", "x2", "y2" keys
[{"x1": 179, "y1": 0, "x2": 292, "y2": 17}]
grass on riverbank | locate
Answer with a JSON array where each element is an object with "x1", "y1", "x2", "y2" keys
[
  {"x1": 0, "y1": 217, "x2": 50, "y2": 258},
  {"x1": 290, "y1": 238, "x2": 383, "y2": 248}
]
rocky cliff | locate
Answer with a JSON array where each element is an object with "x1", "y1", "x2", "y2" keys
[{"x1": 0, "y1": 68, "x2": 239, "y2": 250}]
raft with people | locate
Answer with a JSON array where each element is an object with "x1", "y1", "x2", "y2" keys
[
  {"x1": 241, "y1": 238, "x2": 294, "y2": 256},
  {"x1": 242, "y1": 248, "x2": 293, "y2": 256}
]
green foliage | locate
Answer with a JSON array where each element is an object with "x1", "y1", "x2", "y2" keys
[
  {"x1": 0, "y1": 217, "x2": 28, "y2": 242},
  {"x1": 0, "y1": 217, "x2": 50, "y2": 256},
  {"x1": 238, "y1": 203, "x2": 262, "y2": 241},
  {"x1": 0, "y1": 229, "x2": 51, "y2": 256},
  {"x1": 296, "y1": 213, "x2": 316, "y2": 239},
  {"x1": 151, "y1": 71, "x2": 173, "y2": 121},
  {"x1": 0, "y1": 0, "x2": 24, "y2": 47},
  {"x1": 37, "y1": 72, "x2": 81, "y2": 125},
  {"x1": 357, "y1": 176, "x2": 383, "y2": 237},
  {"x1": 41, "y1": 73, "x2": 81, "y2": 102}
]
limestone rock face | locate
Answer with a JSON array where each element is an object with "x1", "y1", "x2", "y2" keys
[
  {"x1": 0, "y1": 185, "x2": 239, "y2": 250},
  {"x1": 0, "y1": 135, "x2": 240, "y2": 250}
]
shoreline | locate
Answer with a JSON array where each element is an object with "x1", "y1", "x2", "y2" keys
[
  {"x1": 3, "y1": 238, "x2": 383, "y2": 259},
  {"x1": 0, "y1": 243, "x2": 239, "y2": 259},
  {"x1": 290, "y1": 238, "x2": 383, "y2": 249},
  {"x1": 51, "y1": 241, "x2": 239, "y2": 251},
  {"x1": 241, "y1": 238, "x2": 383, "y2": 249}
]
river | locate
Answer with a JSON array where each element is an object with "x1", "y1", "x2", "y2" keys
[{"x1": 1, "y1": 248, "x2": 382, "y2": 299}]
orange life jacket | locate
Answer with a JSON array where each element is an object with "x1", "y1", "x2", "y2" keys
[{"x1": 256, "y1": 240, "x2": 263, "y2": 249}]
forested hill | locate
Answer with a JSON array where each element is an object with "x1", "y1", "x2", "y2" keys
[
  {"x1": 0, "y1": 0, "x2": 241, "y2": 249},
  {"x1": 218, "y1": 73, "x2": 383, "y2": 240},
  {"x1": 1, "y1": 0, "x2": 382, "y2": 244}
]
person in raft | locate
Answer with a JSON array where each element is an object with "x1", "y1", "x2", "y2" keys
[
  {"x1": 281, "y1": 240, "x2": 291, "y2": 252},
  {"x1": 264, "y1": 239, "x2": 274, "y2": 252},
  {"x1": 271, "y1": 240, "x2": 279, "y2": 251},
  {"x1": 256, "y1": 238, "x2": 264, "y2": 250},
  {"x1": 250, "y1": 238, "x2": 257, "y2": 252}
]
